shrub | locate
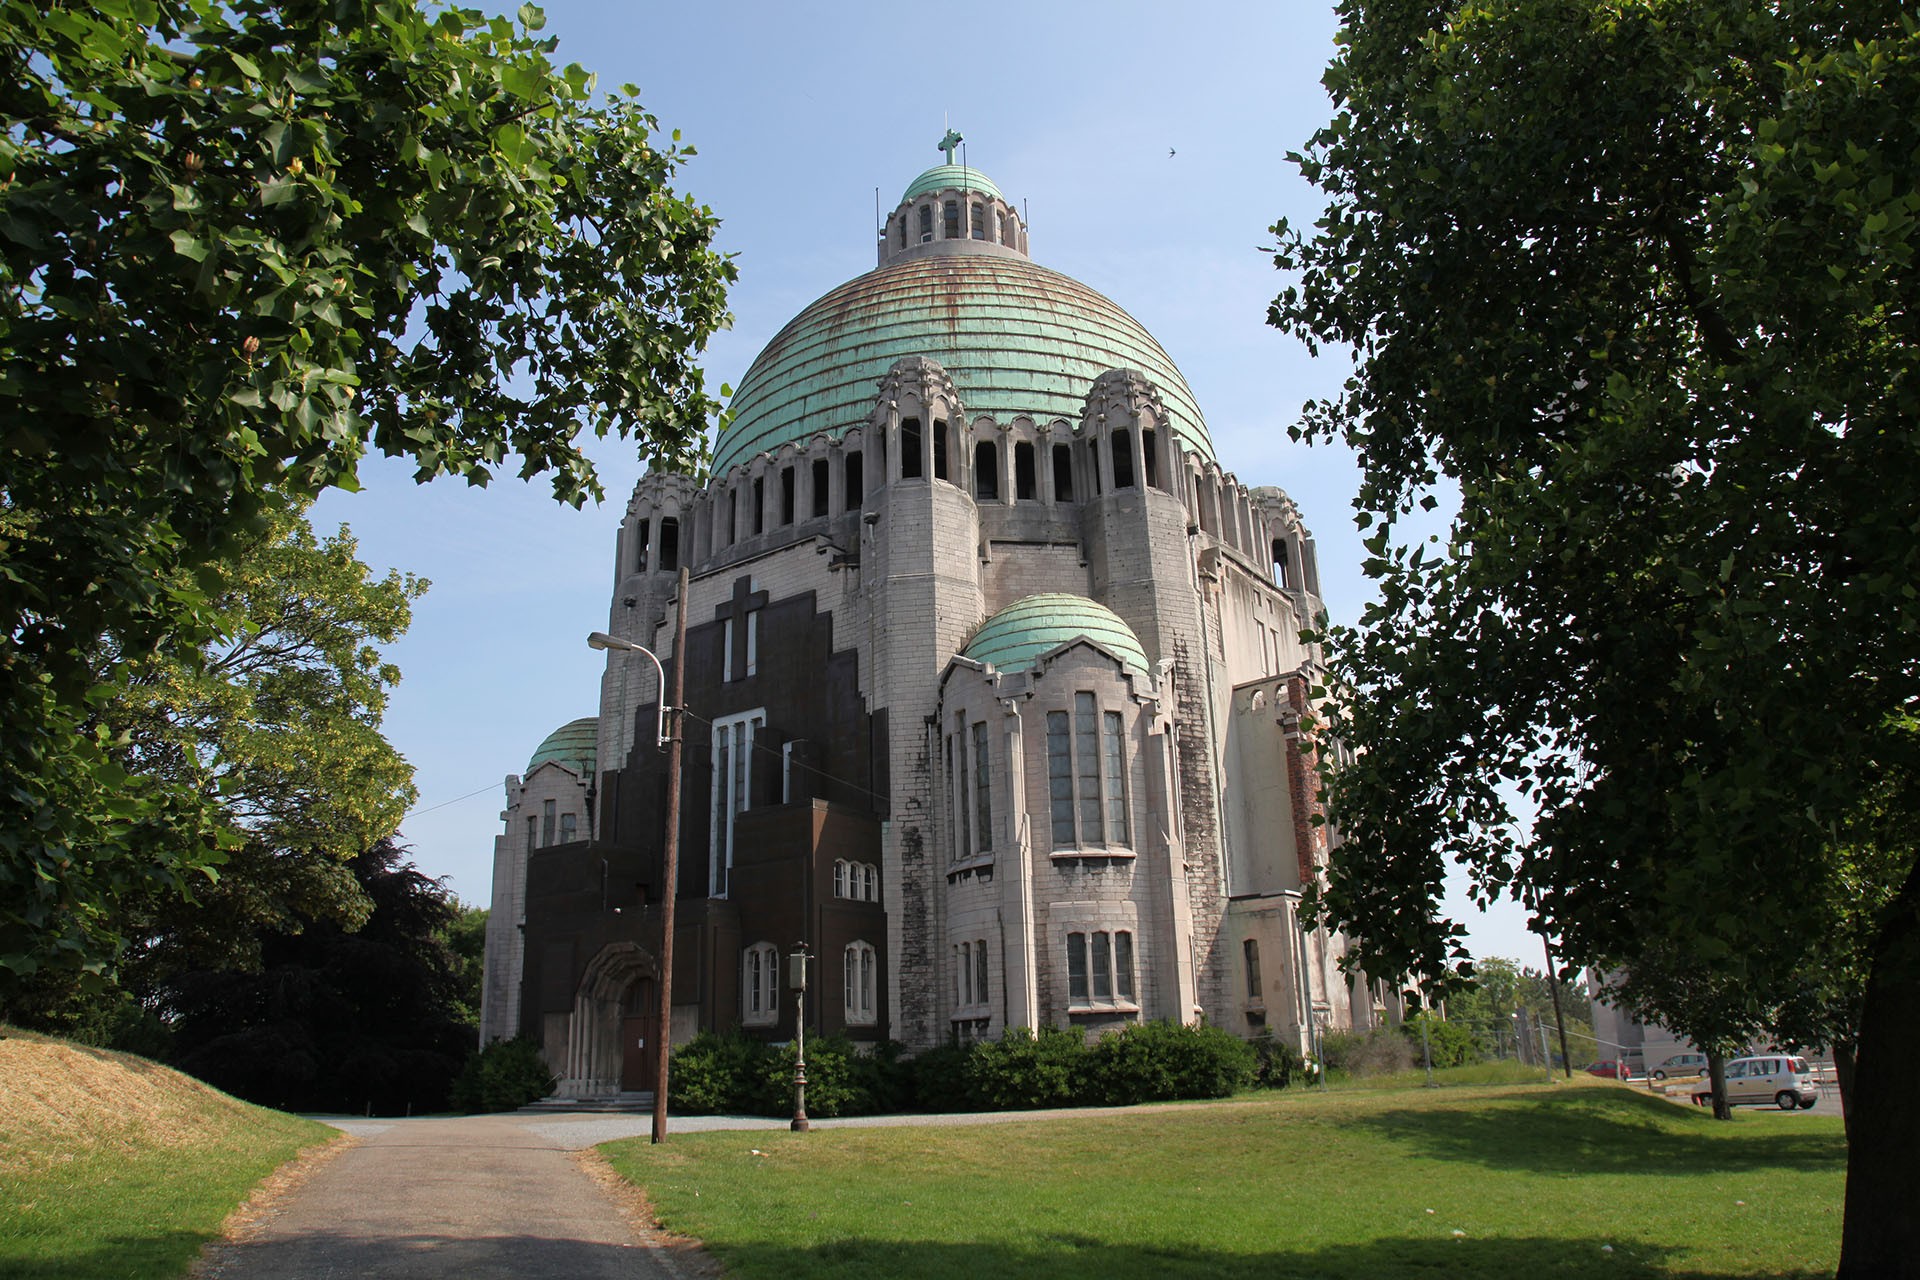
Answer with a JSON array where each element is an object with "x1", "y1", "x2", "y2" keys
[
  {"x1": 1399, "y1": 1014, "x2": 1480, "y2": 1069},
  {"x1": 1319, "y1": 1027, "x2": 1416, "y2": 1078},
  {"x1": 752, "y1": 1034, "x2": 882, "y2": 1119},
  {"x1": 668, "y1": 1029, "x2": 774, "y2": 1114},
  {"x1": 451, "y1": 1038, "x2": 556, "y2": 1113},
  {"x1": 963, "y1": 1026, "x2": 1088, "y2": 1110},
  {"x1": 906, "y1": 1041, "x2": 974, "y2": 1112},
  {"x1": 1083, "y1": 1020, "x2": 1257, "y2": 1104},
  {"x1": 1248, "y1": 1029, "x2": 1306, "y2": 1089}
]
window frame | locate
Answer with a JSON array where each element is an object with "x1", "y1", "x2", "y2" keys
[
  {"x1": 1046, "y1": 694, "x2": 1133, "y2": 852},
  {"x1": 709, "y1": 708, "x2": 765, "y2": 897},
  {"x1": 1065, "y1": 928, "x2": 1137, "y2": 1011},
  {"x1": 742, "y1": 941, "x2": 779, "y2": 1026},
  {"x1": 844, "y1": 940, "x2": 877, "y2": 1025}
]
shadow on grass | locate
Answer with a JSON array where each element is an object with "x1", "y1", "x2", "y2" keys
[
  {"x1": 706, "y1": 1234, "x2": 1831, "y2": 1280},
  {"x1": 0, "y1": 1230, "x2": 215, "y2": 1280},
  {"x1": 1352, "y1": 1089, "x2": 1846, "y2": 1177}
]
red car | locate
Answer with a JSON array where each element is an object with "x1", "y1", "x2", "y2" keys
[{"x1": 1586, "y1": 1059, "x2": 1636, "y2": 1079}]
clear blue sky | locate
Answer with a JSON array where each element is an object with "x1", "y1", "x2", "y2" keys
[{"x1": 310, "y1": 0, "x2": 1544, "y2": 967}]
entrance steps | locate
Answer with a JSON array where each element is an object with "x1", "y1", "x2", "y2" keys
[{"x1": 518, "y1": 1090, "x2": 655, "y2": 1114}]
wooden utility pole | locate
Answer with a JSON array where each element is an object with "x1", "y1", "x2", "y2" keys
[{"x1": 651, "y1": 567, "x2": 689, "y2": 1144}]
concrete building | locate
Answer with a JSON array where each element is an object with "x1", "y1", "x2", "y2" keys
[{"x1": 480, "y1": 143, "x2": 1397, "y2": 1096}]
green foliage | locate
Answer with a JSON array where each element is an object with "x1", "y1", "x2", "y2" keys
[
  {"x1": 1399, "y1": 1014, "x2": 1479, "y2": 1070},
  {"x1": 1249, "y1": 1029, "x2": 1307, "y2": 1089},
  {"x1": 905, "y1": 1041, "x2": 973, "y2": 1112},
  {"x1": 753, "y1": 1035, "x2": 874, "y2": 1120},
  {"x1": 1082, "y1": 1020, "x2": 1257, "y2": 1104},
  {"x1": 439, "y1": 904, "x2": 488, "y2": 1030},
  {"x1": 962, "y1": 1026, "x2": 1088, "y2": 1111},
  {"x1": 668, "y1": 1029, "x2": 776, "y2": 1115},
  {"x1": 450, "y1": 1037, "x2": 555, "y2": 1113},
  {"x1": 0, "y1": 0, "x2": 734, "y2": 985},
  {"x1": 164, "y1": 837, "x2": 473, "y2": 1115},
  {"x1": 1320, "y1": 1027, "x2": 1416, "y2": 1079}
]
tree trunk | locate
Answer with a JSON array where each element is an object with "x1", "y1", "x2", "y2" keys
[
  {"x1": 1706, "y1": 1050, "x2": 1731, "y2": 1121},
  {"x1": 1837, "y1": 857, "x2": 1920, "y2": 1278},
  {"x1": 1832, "y1": 1039, "x2": 1856, "y2": 1145}
]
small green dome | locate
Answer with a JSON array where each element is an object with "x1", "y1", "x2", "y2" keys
[
  {"x1": 528, "y1": 717, "x2": 597, "y2": 777},
  {"x1": 962, "y1": 595, "x2": 1149, "y2": 676},
  {"x1": 902, "y1": 164, "x2": 1003, "y2": 203}
]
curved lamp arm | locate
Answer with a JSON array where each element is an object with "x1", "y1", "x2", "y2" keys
[{"x1": 587, "y1": 631, "x2": 672, "y2": 748}]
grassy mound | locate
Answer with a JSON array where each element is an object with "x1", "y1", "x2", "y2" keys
[{"x1": 0, "y1": 1025, "x2": 336, "y2": 1279}]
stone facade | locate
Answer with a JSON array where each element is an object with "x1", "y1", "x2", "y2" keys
[{"x1": 480, "y1": 149, "x2": 1402, "y2": 1092}]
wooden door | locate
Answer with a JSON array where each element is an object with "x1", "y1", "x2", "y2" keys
[{"x1": 620, "y1": 978, "x2": 657, "y2": 1092}]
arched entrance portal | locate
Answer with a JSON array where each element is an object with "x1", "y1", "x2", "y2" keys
[{"x1": 558, "y1": 941, "x2": 660, "y2": 1097}]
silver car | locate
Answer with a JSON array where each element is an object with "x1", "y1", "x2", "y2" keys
[{"x1": 1690, "y1": 1055, "x2": 1819, "y2": 1109}]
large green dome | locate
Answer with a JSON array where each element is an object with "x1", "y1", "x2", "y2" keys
[
  {"x1": 716, "y1": 254, "x2": 1215, "y2": 477},
  {"x1": 527, "y1": 717, "x2": 597, "y2": 777},
  {"x1": 962, "y1": 594, "x2": 1150, "y2": 676}
]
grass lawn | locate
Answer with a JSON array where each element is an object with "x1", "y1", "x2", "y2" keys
[
  {"x1": 0, "y1": 1028, "x2": 337, "y2": 1280},
  {"x1": 602, "y1": 1080, "x2": 1846, "y2": 1279}
]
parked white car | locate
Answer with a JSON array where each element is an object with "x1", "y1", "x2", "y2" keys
[{"x1": 1690, "y1": 1055, "x2": 1819, "y2": 1109}]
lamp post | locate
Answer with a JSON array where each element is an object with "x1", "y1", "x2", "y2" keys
[
  {"x1": 586, "y1": 564, "x2": 689, "y2": 1145},
  {"x1": 789, "y1": 942, "x2": 811, "y2": 1132}
]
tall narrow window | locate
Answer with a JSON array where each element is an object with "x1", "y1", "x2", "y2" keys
[
  {"x1": 1067, "y1": 932, "x2": 1089, "y2": 1003},
  {"x1": 896, "y1": 218, "x2": 907, "y2": 249},
  {"x1": 1112, "y1": 430, "x2": 1136, "y2": 489},
  {"x1": 743, "y1": 942, "x2": 778, "y2": 1024},
  {"x1": 970, "y1": 202, "x2": 986, "y2": 239},
  {"x1": 932, "y1": 420, "x2": 949, "y2": 481},
  {"x1": 1243, "y1": 938, "x2": 1263, "y2": 1000},
  {"x1": 900, "y1": 418, "x2": 923, "y2": 479},
  {"x1": 971, "y1": 720, "x2": 992, "y2": 854},
  {"x1": 526, "y1": 815, "x2": 537, "y2": 854},
  {"x1": 1115, "y1": 931, "x2": 1135, "y2": 1000},
  {"x1": 811, "y1": 459, "x2": 830, "y2": 517},
  {"x1": 1092, "y1": 931, "x2": 1112, "y2": 1000},
  {"x1": 954, "y1": 943, "x2": 968, "y2": 1006},
  {"x1": 1102, "y1": 710, "x2": 1130, "y2": 847},
  {"x1": 918, "y1": 204, "x2": 933, "y2": 242},
  {"x1": 1074, "y1": 692, "x2": 1104, "y2": 844},
  {"x1": 995, "y1": 210, "x2": 1006, "y2": 243},
  {"x1": 632, "y1": 521, "x2": 650, "y2": 573},
  {"x1": 974, "y1": 441, "x2": 999, "y2": 500},
  {"x1": 1142, "y1": 429, "x2": 1160, "y2": 489},
  {"x1": 1273, "y1": 539, "x2": 1293, "y2": 590},
  {"x1": 1088, "y1": 438, "x2": 1103, "y2": 495},
  {"x1": 844, "y1": 451, "x2": 863, "y2": 506},
  {"x1": 844, "y1": 941, "x2": 876, "y2": 1024},
  {"x1": 953, "y1": 718, "x2": 971, "y2": 859},
  {"x1": 559, "y1": 812, "x2": 576, "y2": 843},
  {"x1": 659, "y1": 517, "x2": 679, "y2": 571},
  {"x1": 709, "y1": 710, "x2": 763, "y2": 897},
  {"x1": 745, "y1": 609, "x2": 758, "y2": 678},
  {"x1": 974, "y1": 939, "x2": 989, "y2": 1009},
  {"x1": 943, "y1": 200, "x2": 959, "y2": 239},
  {"x1": 725, "y1": 488, "x2": 738, "y2": 545},
  {"x1": 1015, "y1": 442, "x2": 1036, "y2": 500},
  {"x1": 542, "y1": 798, "x2": 556, "y2": 847},
  {"x1": 722, "y1": 617, "x2": 734, "y2": 682},
  {"x1": 1047, "y1": 710, "x2": 1075, "y2": 849},
  {"x1": 752, "y1": 477, "x2": 765, "y2": 535},
  {"x1": 780, "y1": 466, "x2": 795, "y2": 525},
  {"x1": 1052, "y1": 443, "x2": 1074, "y2": 501}
]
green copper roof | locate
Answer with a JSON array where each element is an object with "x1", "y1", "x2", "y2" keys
[
  {"x1": 962, "y1": 594, "x2": 1149, "y2": 675},
  {"x1": 902, "y1": 164, "x2": 1003, "y2": 203},
  {"x1": 528, "y1": 717, "x2": 597, "y2": 777},
  {"x1": 716, "y1": 254, "x2": 1214, "y2": 476}
]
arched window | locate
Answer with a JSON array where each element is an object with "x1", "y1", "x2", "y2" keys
[
  {"x1": 974, "y1": 440, "x2": 999, "y2": 500},
  {"x1": 844, "y1": 941, "x2": 877, "y2": 1025},
  {"x1": 743, "y1": 942, "x2": 778, "y2": 1025}
]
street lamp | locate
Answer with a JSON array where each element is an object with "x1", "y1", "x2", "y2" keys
[
  {"x1": 586, "y1": 631, "x2": 671, "y2": 749},
  {"x1": 789, "y1": 942, "x2": 811, "y2": 1133},
  {"x1": 584, "y1": 565, "x2": 688, "y2": 1144}
]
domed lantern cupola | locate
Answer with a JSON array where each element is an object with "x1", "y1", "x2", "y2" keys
[{"x1": 879, "y1": 130, "x2": 1029, "y2": 267}]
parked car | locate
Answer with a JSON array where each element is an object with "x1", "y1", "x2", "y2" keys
[
  {"x1": 1586, "y1": 1059, "x2": 1636, "y2": 1079},
  {"x1": 1689, "y1": 1055, "x2": 1819, "y2": 1109},
  {"x1": 1651, "y1": 1052, "x2": 1708, "y2": 1080}
]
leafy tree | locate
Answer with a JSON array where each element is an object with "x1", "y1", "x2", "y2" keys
[
  {"x1": 165, "y1": 837, "x2": 473, "y2": 1116},
  {"x1": 0, "y1": 0, "x2": 733, "y2": 984},
  {"x1": 440, "y1": 903, "x2": 488, "y2": 1031},
  {"x1": 1269, "y1": 2, "x2": 1918, "y2": 1271}
]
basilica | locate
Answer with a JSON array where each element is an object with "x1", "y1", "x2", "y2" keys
[{"x1": 479, "y1": 142, "x2": 1398, "y2": 1097}]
